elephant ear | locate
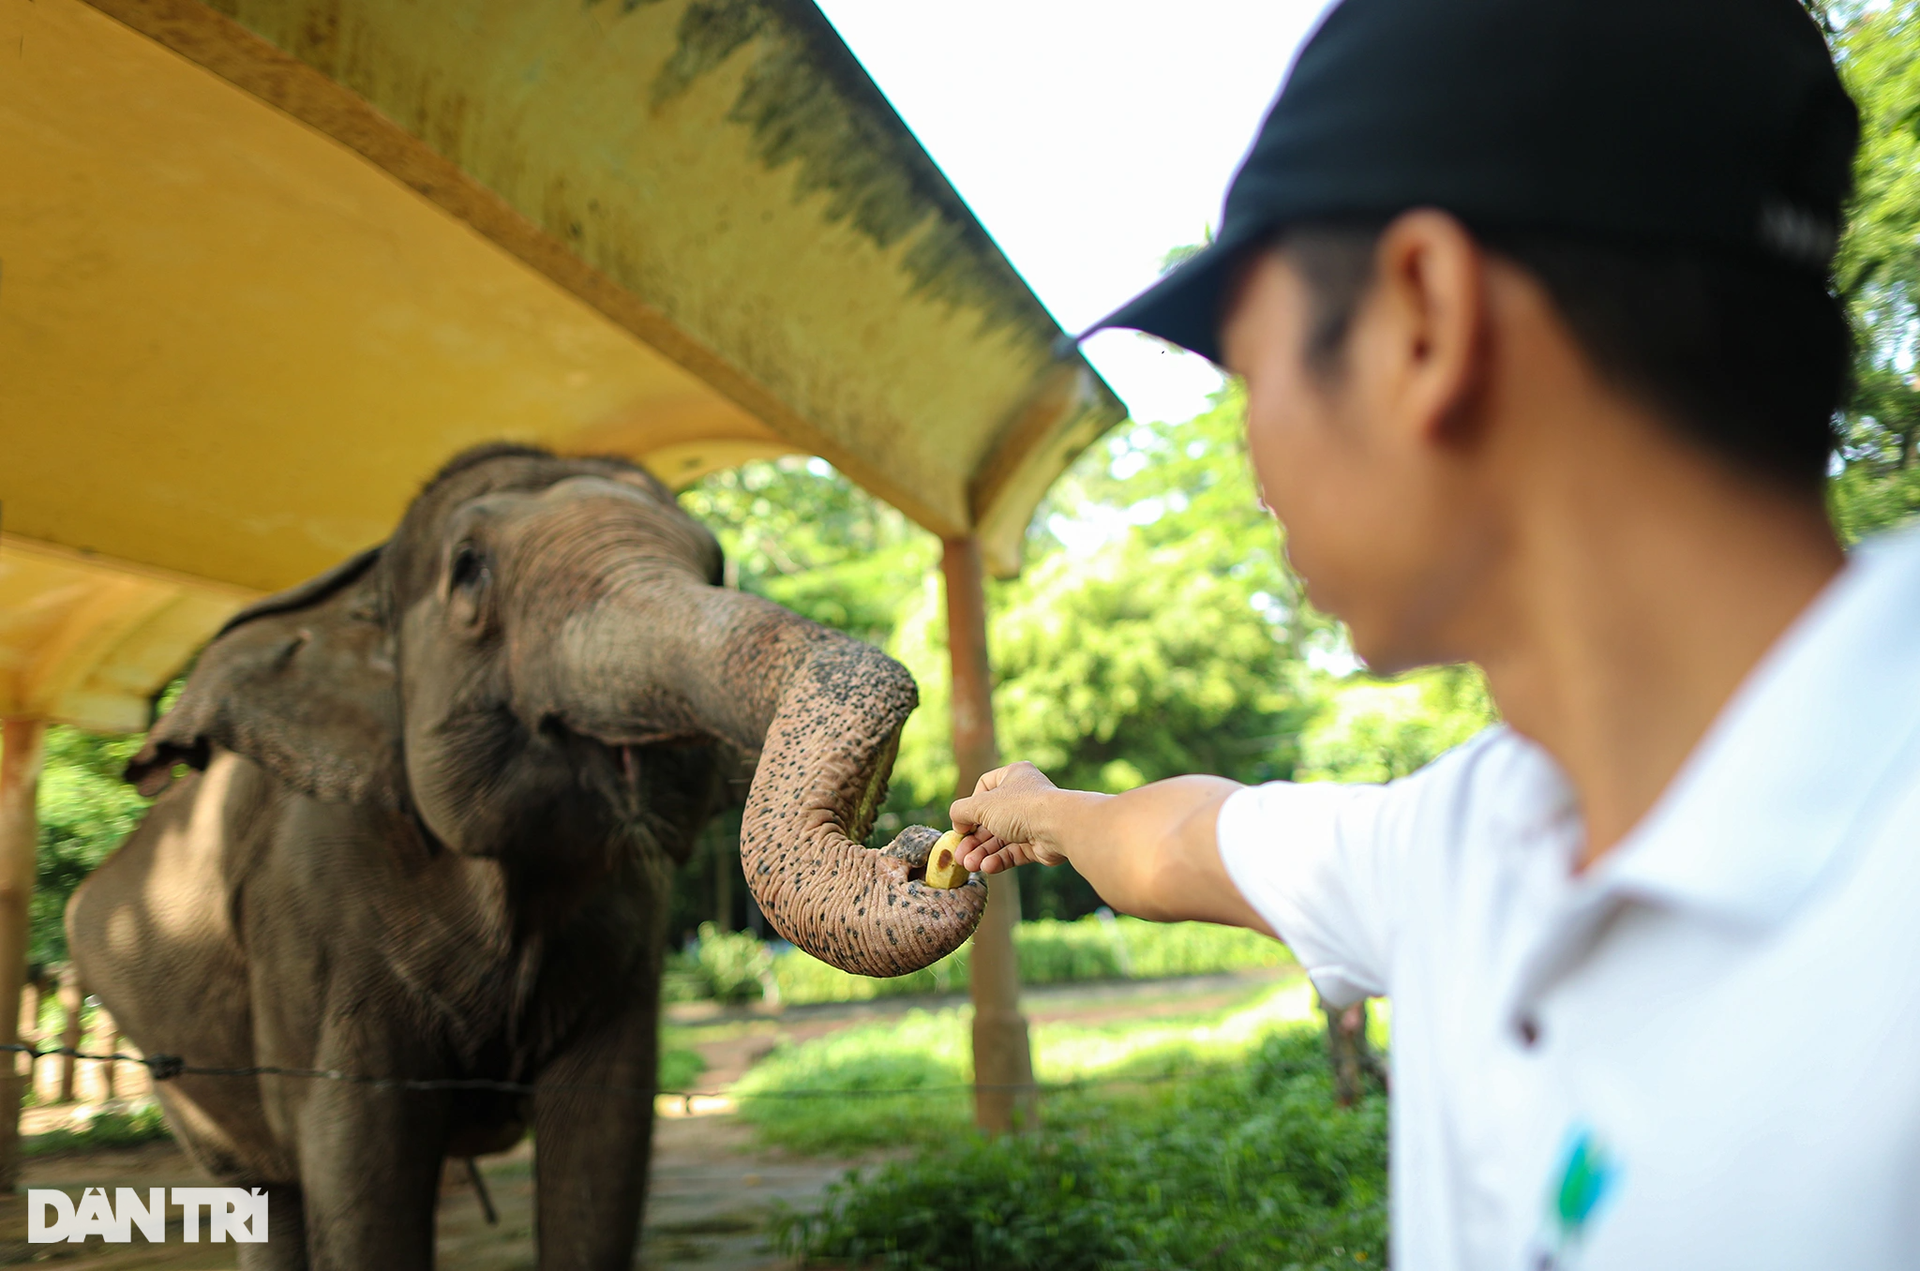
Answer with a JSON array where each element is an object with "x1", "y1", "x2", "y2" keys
[{"x1": 126, "y1": 546, "x2": 404, "y2": 806}]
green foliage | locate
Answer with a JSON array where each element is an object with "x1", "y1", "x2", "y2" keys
[
  {"x1": 657, "y1": 1044, "x2": 707, "y2": 1093},
  {"x1": 889, "y1": 390, "x2": 1320, "y2": 812},
  {"x1": 771, "y1": 1028, "x2": 1387, "y2": 1271},
  {"x1": 678, "y1": 456, "x2": 938, "y2": 648},
  {"x1": 772, "y1": 937, "x2": 967, "y2": 1006},
  {"x1": 32, "y1": 727, "x2": 152, "y2": 965},
  {"x1": 23, "y1": 1103, "x2": 172, "y2": 1158},
  {"x1": 1832, "y1": 1, "x2": 1920, "y2": 542},
  {"x1": 673, "y1": 922, "x2": 774, "y2": 1005},
  {"x1": 1830, "y1": 455, "x2": 1920, "y2": 542},
  {"x1": 1296, "y1": 664, "x2": 1496, "y2": 784},
  {"x1": 1107, "y1": 919, "x2": 1293, "y2": 980},
  {"x1": 670, "y1": 916, "x2": 1295, "y2": 1007}
]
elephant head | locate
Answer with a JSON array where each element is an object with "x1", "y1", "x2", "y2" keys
[{"x1": 126, "y1": 444, "x2": 984, "y2": 976}]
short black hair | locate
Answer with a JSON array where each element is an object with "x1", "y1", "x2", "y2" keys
[{"x1": 1276, "y1": 220, "x2": 1850, "y2": 496}]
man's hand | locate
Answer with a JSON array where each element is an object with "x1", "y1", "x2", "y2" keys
[
  {"x1": 951, "y1": 762, "x2": 1081, "y2": 874},
  {"x1": 944, "y1": 761, "x2": 1272, "y2": 935}
]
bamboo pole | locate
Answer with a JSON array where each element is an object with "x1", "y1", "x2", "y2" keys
[
  {"x1": 0, "y1": 719, "x2": 47, "y2": 1189},
  {"x1": 941, "y1": 537, "x2": 1036, "y2": 1134}
]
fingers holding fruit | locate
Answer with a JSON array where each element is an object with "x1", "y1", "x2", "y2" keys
[
  {"x1": 906, "y1": 826, "x2": 1028, "y2": 887},
  {"x1": 958, "y1": 833, "x2": 1054, "y2": 874},
  {"x1": 949, "y1": 762, "x2": 1076, "y2": 874}
]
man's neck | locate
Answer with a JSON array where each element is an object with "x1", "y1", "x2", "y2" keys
[{"x1": 1474, "y1": 421, "x2": 1843, "y2": 868}]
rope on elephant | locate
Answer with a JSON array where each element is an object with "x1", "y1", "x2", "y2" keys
[{"x1": 0, "y1": 1041, "x2": 1190, "y2": 1102}]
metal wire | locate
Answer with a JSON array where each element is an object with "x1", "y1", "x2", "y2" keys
[{"x1": 0, "y1": 1041, "x2": 1181, "y2": 1102}]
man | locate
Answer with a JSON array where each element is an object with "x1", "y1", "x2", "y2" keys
[{"x1": 952, "y1": 1, "x2": 1920, "y2": 1267}]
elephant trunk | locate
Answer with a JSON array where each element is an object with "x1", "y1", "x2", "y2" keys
[{"x1": 547, "y1": 571, "x2": 986, "y2": 978}]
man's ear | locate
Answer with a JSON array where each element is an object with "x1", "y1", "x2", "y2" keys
[
  {"x1": 126, "y1": 546, "x2": 405, "y2": 807},
  {"x1": 1371, "y1": 209, "x2": 1489, "y2": 447}
]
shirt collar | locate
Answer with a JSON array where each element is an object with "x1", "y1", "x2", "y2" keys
[{"x1": 1591, "y1": 524, "x2": 1920, "y2": 931}]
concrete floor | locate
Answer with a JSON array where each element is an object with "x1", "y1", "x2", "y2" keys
[{"x1": 0, "y1": 1113, "x2": 854, "y2": 1270}]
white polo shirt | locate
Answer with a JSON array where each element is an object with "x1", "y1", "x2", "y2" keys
[{"x1": 1218, "y1": 525, "x2": 1920, "y2": 1271}]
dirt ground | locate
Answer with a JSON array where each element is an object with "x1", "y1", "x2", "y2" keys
[{"x1": 0, "y1": 969, "x2": 1291, "y2": 1268}]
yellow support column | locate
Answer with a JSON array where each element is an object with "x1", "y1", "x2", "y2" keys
[
  {"x1": 0, "y1": 718, "x2": 47, "y2": 1189},
  {"x1": 942, "y1": 538, "x2": 1037, "y2": 1134}
]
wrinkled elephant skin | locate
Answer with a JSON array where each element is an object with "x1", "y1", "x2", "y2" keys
[{"x1": 66, "y1": 445, "x2": 982, "y2": 1271}]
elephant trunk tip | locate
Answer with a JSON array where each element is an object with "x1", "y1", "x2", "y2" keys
[{"x1": 729, "y1": 618, "x2": 987, "y2": 978}]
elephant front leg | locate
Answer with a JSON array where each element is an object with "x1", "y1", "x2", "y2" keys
[
  {"x1": 288, "y1": 1077, "x2": 449, "y2": 1270},
  {"x1": 532, "y1": 1006, "x2": 659, "y2": 1270},
  {"x1": 236, "y1": 1185, "x2": 307, "y2": 1271}
]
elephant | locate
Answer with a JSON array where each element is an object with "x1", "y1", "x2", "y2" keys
[{"x1": 66, "y1": 443, "x2": 985, "y2": 1270}]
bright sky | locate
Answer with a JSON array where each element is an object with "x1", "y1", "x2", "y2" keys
[{"x1": 814, "y1": 0, "x2": 1332, "y2": 427}]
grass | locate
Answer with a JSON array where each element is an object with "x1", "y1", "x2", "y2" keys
[
  {"x1": 765, "y1": 1013, "x2": 1389, "y2": 1270},
  {"x1": 658, "y1": 1041, "x2": 707, "y2": 1092},
  {"x1": 731, "y1": 978, "x2": 1322, "y2": 1156},
  {"x1": 732, "y1": 977, "x2": 1390, "y2": 1268},
  {"x1": 732, "y1": 1009, "x2": 975, "y2": 1154},
  {"x1": 24, "y1": 1103, "x2": 172, "y2": 1157}
]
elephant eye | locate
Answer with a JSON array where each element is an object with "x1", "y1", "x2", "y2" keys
[{"x1": 448, "y1": 543, "x2": 490, "y2": 595}]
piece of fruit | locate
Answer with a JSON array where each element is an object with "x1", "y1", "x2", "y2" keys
[{"x1": 924, "y1": 829, "x2": 970, "y2": 889}]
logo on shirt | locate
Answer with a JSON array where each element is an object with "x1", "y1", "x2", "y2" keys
[{"x1": 1530, "y1": 1125, "x2": 1618, "y2": 1270}]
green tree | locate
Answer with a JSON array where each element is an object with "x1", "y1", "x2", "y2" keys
[
  {"x1": 31, "y1": 727, "x2": 152, "y2": 965},
  {"x1": 1295, "y1": 664, "x2": 1495, "y2": 785},
  {"x1": 678, "y1": 455, "x2": 937, "y2": 648},
  {"x1": 1832, "y1": 0, "x2": 1920, "y2": 542},
  {"x1": 991, "y1": 389, "x2": 1323, "y2": 795},
  {"x1": 885, "y1": 390, "x2": 1321, "y2": 811}
]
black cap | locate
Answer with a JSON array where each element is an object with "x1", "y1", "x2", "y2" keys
[{"x1": 1092, "y1": 0, "x2": 1858, "y2": 365}]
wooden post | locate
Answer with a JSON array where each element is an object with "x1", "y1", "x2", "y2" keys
[
  {"x1": 18, "y1": 976, "x2": 41, "y2": 1051},
  {"x1": 942, "y1": 537, "x2": 1036, "y2": 1134},
  {"x1": 97, "y1": 1009, "x2": 118, "y2": 1102},
  {"x1": 1319, "y1": 992, "x2": 1386, "y2": 1107},
  {"x1": 713, "y1": 828, "x2": 734, "y2": 931},
  {"x1": 0, "y1": 719, "x2": 47, "y2": 1189},
  {"x1": 56, "y1": 966, "x2": 82, "y2": 1104}
]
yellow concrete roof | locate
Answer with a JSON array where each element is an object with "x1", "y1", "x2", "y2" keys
[
  {"x1": 0, "y1": 0, "x2": 1124, "y2": 732},
  {"x1": 0, "y1": 539, "x2": 253, "y2": 732}
]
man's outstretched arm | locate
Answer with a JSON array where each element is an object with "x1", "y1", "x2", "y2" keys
[{"x1": 950, "y1": 762, "x2": 1276, "y2": 936}]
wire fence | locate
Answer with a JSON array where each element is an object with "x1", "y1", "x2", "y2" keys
[{"x1": 0, "y1": 1041, "x2": 1188, "y2": 1106}]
